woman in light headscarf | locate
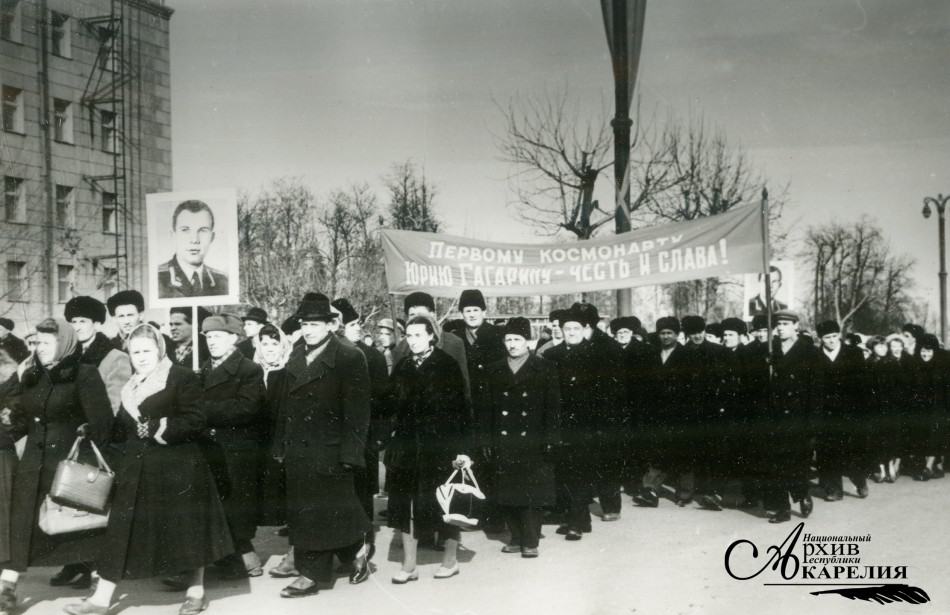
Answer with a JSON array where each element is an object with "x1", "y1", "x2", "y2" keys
[
  {"x1": 64, "y1": 324, "x2": 232, "y2": 615},
  {"x1": 253, "y1": 324, "x2": 298, "y2": 577},
  {"x1": 0, "y1": 318, "x2": 112, "y2": 615}
]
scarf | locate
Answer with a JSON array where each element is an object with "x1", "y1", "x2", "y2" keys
[
  {"x1": 174, "y1": 338, "x2": 193, "y2": 365},
  {"x1": 507, "y1": 352, "x2": 529, "y2": 374},
  {"x1": 412, "y1": 345, "x2": 434, "y2": 368},
  {"x1": 304, "y1": 333, "x2": 332, "y2": 365},
  {"x1": 254, "y1": 328, "x2": 292, "y2": 387},
  {"x1": 35, "y1": 317, "x2": 78, "y2": 368},
  {"x1": 119, "y1": 324, "x2": 172, "y2": 422}
]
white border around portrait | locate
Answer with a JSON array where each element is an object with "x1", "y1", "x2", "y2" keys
[{"x1": 145, "y1": 189, "x2": 241, "y2": 309}]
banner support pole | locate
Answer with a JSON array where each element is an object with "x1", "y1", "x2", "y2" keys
[
  {"x1": 759, "y1": 187, "x2": 773, "y2": 378},
  {"x1": 192, "y1": 304, "x2": 200, "y2": 374}
]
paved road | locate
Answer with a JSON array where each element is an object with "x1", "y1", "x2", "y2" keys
[{"x1": 13, "y1": 476, "x2": 950, "y2": 615}]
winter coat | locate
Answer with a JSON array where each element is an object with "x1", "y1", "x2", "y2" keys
[{"x1": 79, "y1": 332, "x2": 131, "y2": 414}]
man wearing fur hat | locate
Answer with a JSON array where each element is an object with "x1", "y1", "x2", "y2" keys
[
  {"x1": 0, "y1": 319, "x2": 28, "y2": 364},
  {"x1": 478, "y1": 317, "x2": 560, "y2": 558},
  {"x1": 106, "y1": 290, "x2": 173, "y2": 352},
  {"x1": 813, "y1": 319, "x2": 870, "y2": 501},
  {"x1": 64, "y1": 296, "x2": 131, "y2": 415}
]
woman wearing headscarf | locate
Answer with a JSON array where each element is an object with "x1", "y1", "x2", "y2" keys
[
  {"x1": 385, "y1": 315, "x2": 470, "y2": 583},
  {"x1": 0, "y1": 318, "x2": 112, "y2": 615},
  {"x1": 63, "y1": 324, "x2": 233, "y2": 615},
  {"x1": 908, "y1": 334, "x2": 948, "y2": 481},
  {"x1": 0, "y1": 349, "x2": 24, "y2": 569}
]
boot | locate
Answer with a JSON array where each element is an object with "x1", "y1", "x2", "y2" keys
[{"x1": 0, "y1": 580, "x2": 16, "y2": 615}]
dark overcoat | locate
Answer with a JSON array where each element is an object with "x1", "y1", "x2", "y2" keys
[
  {"x1": 813, "y1": 344, "x2": 869, "y2": 458},
  {"x1": 478, "y1": 355, "x2": 560, "y2": 506},
  {"x1": 764, "y1": 335, "x2": 820, "y2": 473},
  {"x1": 385, "y1": 347, "x2": 469, "y2": 534},
  {"x1": 97, "y1": 366, "x2": 233, "y2": 580},
  {"x1": 641, "y1": 343, "x2": 696, "y2": 471},
  {"x1": 273, "y1": 335, "x2": 371, "y2": 551},
  {"x1": 908, "y1": 354, "x2": 949, "y2": 455},
  {"x1": 6, "y1": 351, "x2": 113, "y2": 571},
  {"x1": 866, "y1": 355, "x2": 903, "y2": 458},
  {"x1": 257, "y1": 367, "x2": 287, "y2": 526},
  {"x1": 462, "y1": 322, "x2": 507, "y2": 417},
  {"x1": 684, "y1": 340, "x2": 739, "y2": 462},
  {"x1": 198, "y1": 350, "x2": 266, "y2": 545}
]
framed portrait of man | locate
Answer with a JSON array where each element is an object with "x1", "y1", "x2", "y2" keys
[
  {"x1": 743, "y1": 259, "x2": 794, "y2": 321},
  {"x1": 145, "y1": 189, "x2": 240, "y2": 308}
]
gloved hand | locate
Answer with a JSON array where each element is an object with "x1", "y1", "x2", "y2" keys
[
  {"x1": 76, "y1": 423, "x2": 90, "y2": 437},
  {"x1": 452, "y1": 454, "x2": 473, "y2": 470}
]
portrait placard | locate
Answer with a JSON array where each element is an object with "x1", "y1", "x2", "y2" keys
[
  {"x1": 743, "y1": 259, "x2": 795, "y2": 321},
  {"x1": 145, "y1": 189, "x2": 240, "y2": 308}
]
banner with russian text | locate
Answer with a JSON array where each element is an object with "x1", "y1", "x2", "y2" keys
[{"x1": 381, "y1": 205, "x2": 764, "y2": 297}]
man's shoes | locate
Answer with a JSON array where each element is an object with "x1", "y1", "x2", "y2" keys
[
  {"x1": 434, "y1": 562, "x2": 460, "y2": 579},
  {"x1": 565, "y1": 529, "x2": 583, "y2": 541},
  {"x1": 348, "y1": 543, "x2": 375, "y2": 585},
  {"x1": 601, "y1": 512, "x2": 620, "y2": 521},
  {"x1": 269, "y1": 553, "x2": 298, "y2": 578},
  {"x1": 501, "y1": 544, "x2": 522, "y2": 554},
  {"x1": 825, "y1": 491, "x2": 843, "y2": 502},
  {"x1": 933, "y1": 465, "x2": 945, "y2": 479},
  {"x1": 179, "y1": 595, "x2": 209, "y2": 615},
  {"x1": 280, "y1": 577, "x2": 319, "y2": 598},
  {"x1": 521, "y1": 547, "x2": 539, "y2": 558},
  {"x1": 800, "y1": 495, "x2": 814, "y2": 518},
  {"x1": 857, "y1": 486, "x2": 869, "y2": 498},
  {"x1": 555, "y1": 524, "x2": 570, "y2": 535},
  {"x1": 162, "y1": 574, "x2": 190, "y2": 592},
  {"x1": 768, "y1": 510, "x2": 791, "y2": 524},
  {"x1": 633, "y1": 489, "x2": 659, "y2": 507},
  {"x1": 51, "y1": 564, "x2": 91, "y2": 588},
  {"x1": 698, "y1": 494, "x2": 723, "y2": 511},
  {"x1": 391, "y1": 570, "x2": 418, "y2": 584},
  {"x1": 63, "y1": 600, "x2": 108, "y2": 615}
]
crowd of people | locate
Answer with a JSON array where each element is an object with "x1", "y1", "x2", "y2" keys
[{"x1": 0, "y1": 287, "x2": 945, "y2": 614}]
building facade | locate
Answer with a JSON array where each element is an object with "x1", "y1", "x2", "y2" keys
[{"x1": 1, "y1": 0, "x2": 172, "y2": 334}]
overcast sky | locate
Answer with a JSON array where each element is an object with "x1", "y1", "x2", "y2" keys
[{"x1": 169, "y1": 0, "x2": 950, "y2": 307}]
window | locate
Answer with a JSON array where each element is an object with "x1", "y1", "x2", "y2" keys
[
  {"x1": 2, "y1": 86, "x2": 24, "y2": 134},
  {"x1": 1, "y1": 1, "x2": 21, "y2": 43},
  {"x1": 102, "y1": 191, "x2": 116, "y2": 233},
  {"x1": 97, "y1": 26, "x2": 117, "y2": 72},
  {"x1": 51, "y1": 11, "x2": 70, "y2": 58},
  {"x1": 100, "y1": 109, "x2": 118, "y2": 153},
  {"x1": 57, "y1": 264, "x2": 73, "y2": 303},
  {"x1": 3, "y1": 176, "x2": 25, "y2": 222},
  {"x1": 5, "y1": 261, "x2": 26, "y2": 303},
  {"x1": 55, "y1": 184, "x2": 73, "y2": 227},
  {"x1": 54, "y1": 98, "x2": 73, "y2": 143},
  {"x1": 101, "y1": 266, "x2": 117, "y2": 298}
]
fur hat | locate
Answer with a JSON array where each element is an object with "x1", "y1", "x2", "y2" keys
[
  {"x1": 459, "y1": 289, "x2": 486, "y2": 311},
  {"x1": 243, "y1": 306, "x2": 268, "y2": 324},
  {"x1": 610, "y1": 316, "x2": 640, "y2": 335},
  {"x1": 816, "y1": 320, "x2": 840, "y2": 337},
  {"x1": 0, "y1": 318, "x2": 13, "y2": 331},
  {"x1": 655, "y1": 316, "x2": 680, "y2": 334},
  {"x1": 572, "y1": 302, "x2": 600, "y2": 328},
  {"x1": 751, "y1": 314, "x2": 769, "y2": 331},
  {"x1": 681, "y1": 315, "x2": 706, "y2": 335},
  {"x1": 107, "y1": 290, "x2": 144, "y2": 315},
  {"x1": 404, "y1": 291, "x2": 435, "y2": 314},
  {"x1": 503, "y1": 316, "x2": 532, "y2": 340},
  {"x1": 64, "y1": 296, "x2": 107, "y2": 324},
  {"x1": 331, "y1": 298, "x2": 360, "y2": 325},
  {"x1": 721, "y1": 317, "x2": 747, "y2": 336}
]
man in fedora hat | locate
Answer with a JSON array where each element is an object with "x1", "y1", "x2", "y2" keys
[{"x1": 272, "y1": 294, "x2": 372, "y2": 597}]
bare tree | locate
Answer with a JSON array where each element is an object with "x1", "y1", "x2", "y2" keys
[{"x1": 802, "y1": 216, "x2": 916, "y2": 332}]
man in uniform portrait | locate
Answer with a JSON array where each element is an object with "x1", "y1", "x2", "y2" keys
[{"x1": 157, "y1": 199, "x2": 229, "y2": 298}]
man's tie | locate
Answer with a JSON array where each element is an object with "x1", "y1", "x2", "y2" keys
[{"x1": 190, "y1": 271, "x2": 201, "y2": 290}]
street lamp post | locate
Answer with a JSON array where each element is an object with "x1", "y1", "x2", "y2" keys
[{"x1": 922, "y1": 194, "x2": 950, "y2": 346}]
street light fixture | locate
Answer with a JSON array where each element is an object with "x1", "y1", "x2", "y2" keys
[{"x1": 922, "y1": 193, "x2": 950, "y2": 345}]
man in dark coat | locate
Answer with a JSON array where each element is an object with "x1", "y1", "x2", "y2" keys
[
  {"x1": 106, "y1": 290, "x2": 174, "y2": 352},
  {"x1": 237, "y1": 306, "x2": 268, "y2": 359},
  {"x1": 614, "y1": 316, "x2": 653, "y2": 497},
  {"x1": 65, "y1": 295, "x2": 132, "y2": 415},
  {"x1": 682, "y1": 315, "x2": 737, "y2": 511},
  {"x1": 331, "y1": 297, "x2": 389, "y2": 581},
  {"x1": 0, "y1": 319, "x2": 28, "y2": 364},
  {"x1": 763, "y1": 310, "x2": 819, "y2": 523},
  {"x1": 813, "y1": 320, "x2": 870, "y2": 501},
  {"x1": 272, "y1": 296, "x2": 371, "y2": 598},
  {"x1": 195, "y1": 313, "x2": 267, "y2": 577},
  {"x1": 478, "y1": 317, "x2": 559, "y2": 558},
  {"x1": 457, "y1": 289, "x2": 506, "y2": 531},
  {"x1": 633, "y1": 317, "x2": 695, "y2": 508},
  {"x1": 168, "y1": 306, "x2": 210, "y2": 369}
]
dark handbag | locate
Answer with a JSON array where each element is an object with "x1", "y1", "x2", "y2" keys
[
  {"x1": 436, "y1": 465, "x2": 486, "y2": 529},
  {"x1": 49, "y1": 436, "x2": 114, "y2": 514}
]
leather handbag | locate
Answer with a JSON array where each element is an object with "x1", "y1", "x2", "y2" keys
[
  {"x1": 49, "y1": 436, "x2": 114, "y2": 514},
  {"x1": 38, "y1": 496, "x2": 109, "y2": 535}
]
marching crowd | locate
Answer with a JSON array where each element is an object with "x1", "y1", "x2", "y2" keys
[{"x1": 0, "y1": 286, "x2": 946, "y2": 614}]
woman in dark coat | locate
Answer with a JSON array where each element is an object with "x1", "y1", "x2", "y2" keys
[
  {"x1": 386, "y1": 315, "x2": 470, "y2": 583},
  {"x1": 866, "y1": 336, "x2": 903, "y2": 482},
  {"x1": 0, "y1": 349, "x2": 23, "y2": 568},
  {"x1": 64, "y1": 324, "x2": 233, "y2": 615},
  {"x1": 197, "y1": 314, "x2": 266, "y2": 577},
  {"x1": 477, "y1": 318, "x2": 559, "y2": 558},
  {"x1": 0, "y1": 318, "x2": 112, "y2": 614},
  {"x1": 908, "y1": 334, "x2": 947, "y2": 481}
]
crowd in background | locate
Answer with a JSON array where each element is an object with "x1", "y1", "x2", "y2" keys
[{"x1": 0, "y1": 287, "x2": 945, "y2": 615}]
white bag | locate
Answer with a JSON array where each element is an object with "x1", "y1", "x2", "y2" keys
[{"x1": 436, "y1": 466, "x2": 486, "y2": 529}]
